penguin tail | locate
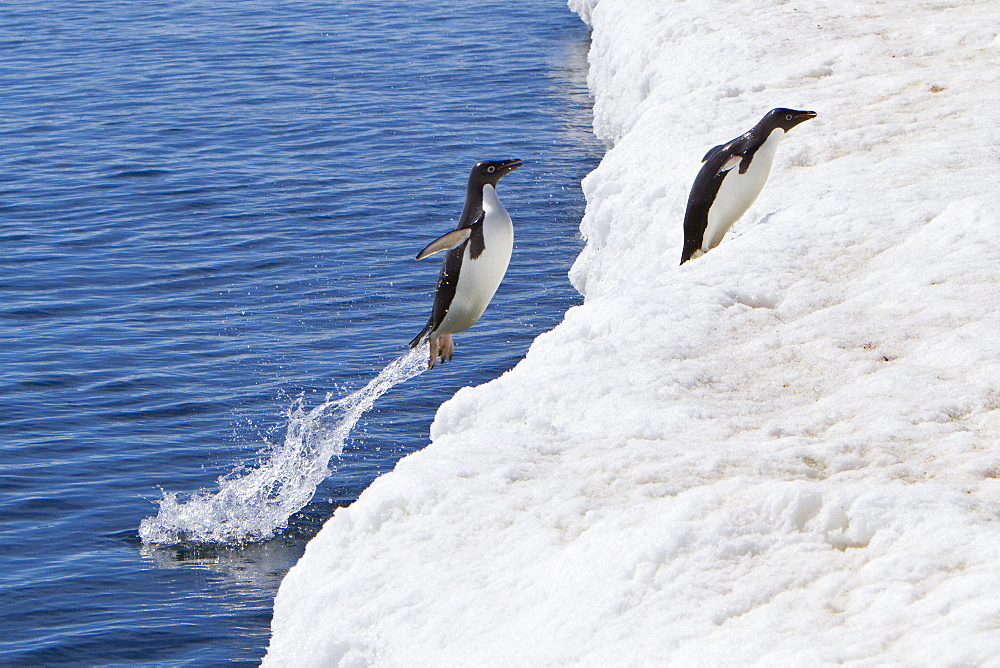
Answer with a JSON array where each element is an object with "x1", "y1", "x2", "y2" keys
[
  {"x1": 680, "y1": 234, "x2": 697, "y2": 264},
  {"x1": 680, "y1": 244, "x2": 704, "y2": 265},
  {"x1": 409, "y1": 322, "x2": 433, "y2": 349}
]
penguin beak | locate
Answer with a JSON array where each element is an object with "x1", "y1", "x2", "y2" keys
[{"x1": 499, "y1": 158, "x2": 523, "y2": 175}]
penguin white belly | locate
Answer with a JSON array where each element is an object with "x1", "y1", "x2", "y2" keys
[
  {"x1": 702, "y1": 131, "x2": 783, "y2": 252},
  {"x1": 437, "y1": 186, "x2": 513, "y2": 335}
]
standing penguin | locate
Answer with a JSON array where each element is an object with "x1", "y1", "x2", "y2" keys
[
  {"x1": 680, "y1": 108, "x2": 816, "y2": 264},
  {"x1": 410, "y1": 158, "x2": 522, "y2": 368}
]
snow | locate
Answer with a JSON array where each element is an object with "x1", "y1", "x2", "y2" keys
[{"x1": 265, "y1": 0, "x2": 1000, "y2": 664}]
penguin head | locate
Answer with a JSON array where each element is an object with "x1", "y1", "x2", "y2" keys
[
  {"x1": 469, "y1": 158, "x2": 523, "y2": 187},
  {"x1": 765, "y1": 108, "x2": 817, "y2": 133}
]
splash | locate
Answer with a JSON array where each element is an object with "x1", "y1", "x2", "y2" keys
[{"x1": 139, "y1": 347, "x2": 428, "y2": 545}]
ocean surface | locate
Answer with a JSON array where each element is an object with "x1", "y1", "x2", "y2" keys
[{"x1": 0, "y1": 1, "x2": 602, "y2": 664}]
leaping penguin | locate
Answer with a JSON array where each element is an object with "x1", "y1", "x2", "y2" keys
[
  {"x1": 410, "y1": 158, "x2": 522, "y2": 368},
  {"x1": 680, "y1": 108, "x2": 816, "y2": 264}
]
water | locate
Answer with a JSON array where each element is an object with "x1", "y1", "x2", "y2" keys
[{"x1": 0, "y1": 1, "x2": 602, "y2": 663}]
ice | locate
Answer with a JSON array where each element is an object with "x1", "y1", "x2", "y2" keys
[{"x1": 265, "y1": 0, "x2": 1000, "y2": 663}]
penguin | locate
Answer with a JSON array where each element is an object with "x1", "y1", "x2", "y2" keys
[
  {"x1": 410, "y1": 158, "x2": 522, "y2": 368},
  {"x1": 680, "y1": 108, "x2": 817, "y2": 264}
]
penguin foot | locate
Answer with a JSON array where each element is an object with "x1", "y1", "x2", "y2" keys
[
  {"x1": 440, "y1": 334, "x2": 454, "y2": 364},
  {"x1": 428, "y1": 334, "x2": 455, "y2": 369}
]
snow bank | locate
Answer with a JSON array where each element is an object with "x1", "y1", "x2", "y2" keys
[{"x1": 266, "y1": 0, "x2": 1000, "y2": 664}]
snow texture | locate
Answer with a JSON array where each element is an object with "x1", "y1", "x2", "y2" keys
[{"x1": 266, "y1": 0, "x2": 1000, "y2": 664}]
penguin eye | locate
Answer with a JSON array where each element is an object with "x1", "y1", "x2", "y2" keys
[
  {"x1": 487, "y1": 166, "x2": 496, "y2": 173},
  {"x1": 785, "y1": 114, "x2": 793, "y2": 121}
]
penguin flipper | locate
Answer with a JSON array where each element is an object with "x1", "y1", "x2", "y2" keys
[
  {"x1": 702, "y1": 143, "x2": 726, "y2": 163},
  {"x1": 717, "y1": 154, "x2": 742, "y2": 174},
  {"x1": 704, "y1": 130, "x2": 754, "y2": 167},
  {"x1": 415, "y1": 227, "x2": 472, "y2": 260},
  {"x1": 703, "y1": 143, "x2": 744, "y2": 176}
]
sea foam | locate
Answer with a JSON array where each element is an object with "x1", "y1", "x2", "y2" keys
[{"x1": 139, "y1": 347, "x2": 427, "y2": 545}]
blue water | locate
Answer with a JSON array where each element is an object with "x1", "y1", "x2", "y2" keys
[{"x1": 0, "y1": 0, "x2": 601, "y2": 664}]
